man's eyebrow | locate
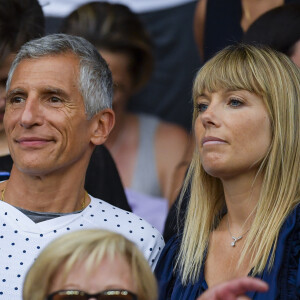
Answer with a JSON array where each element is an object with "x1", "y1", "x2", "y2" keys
[
  {"x1": 42, "y1": 86, "x2": 69, "y2": 98},
  {"x1": 6, "y1": 88, "x2": 26, "y2": 98},
  {"x1": 7, "y1": 87, "x2": 70, "y2": 98}
]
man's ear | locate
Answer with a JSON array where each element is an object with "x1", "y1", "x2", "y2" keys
[{"x1": 90, "y1": 109, "x2": 115, "y2": 145}]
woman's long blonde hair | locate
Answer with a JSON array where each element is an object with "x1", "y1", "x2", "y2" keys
[
  {"x1": 177, "y1": 44, "x2": 300, "y2": 284},
  {"x1": 23, "y1": 229, "x2": 157, "y2": 300}
]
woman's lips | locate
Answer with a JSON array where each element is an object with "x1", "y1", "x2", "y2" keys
[{"x1": 202, "y1": 136, "x2": 227, "y2": 146}]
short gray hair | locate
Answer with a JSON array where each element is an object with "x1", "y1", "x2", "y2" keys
[{"x1": 6, "y1": 33, "x2": 113, "y2": 119}]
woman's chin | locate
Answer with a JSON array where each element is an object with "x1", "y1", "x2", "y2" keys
[
  {"x1": 202, "y1": 160, "x2": 229, "y2": 178},
  {"x1": 202, "y1": 164, "x2": 240, "y2": 180}
]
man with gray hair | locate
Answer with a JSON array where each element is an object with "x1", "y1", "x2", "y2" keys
[{"x1": 0, "y1": 33, "x2": 164, "y2": 299}]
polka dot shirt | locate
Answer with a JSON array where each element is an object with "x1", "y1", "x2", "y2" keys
[{"x1": 0, "y1": 196, "x2": 165, "y2": 299}]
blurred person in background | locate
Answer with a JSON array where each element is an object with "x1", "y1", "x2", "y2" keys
[
  {"x1": 243, "y1": 3, "x2": 300, "y2": 67},
  {"x1": 42, "y1": 0, "x2": 200, "y2": 131},
  {"x1": 61, "y1": 2, "x2": 190, "y2": 233},
  {"x1": 194, "y1": 0, "x2": 300, "y2": 62}
]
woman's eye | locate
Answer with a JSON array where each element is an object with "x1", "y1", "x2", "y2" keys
[
  {"x1": 196, "y1": 103, "x2": 208, "y2": 113},
  {"x1": 229, "y1": 98, "x2": 243, "y2": 107}
]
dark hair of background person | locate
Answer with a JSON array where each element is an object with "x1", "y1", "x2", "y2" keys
[
  {"x1": 0, "y1": 0, "x2": 45, "y2": 62},
  {"x1": 243, "y1": 3, "x2": 300, "y2": 57},
  {"x1": 60, "y1": 1, "x2": 153, "y2": 93}
]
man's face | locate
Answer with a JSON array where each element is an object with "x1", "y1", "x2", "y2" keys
[
  {"x1": 0, "y1": 54, "x2": 16, "y2": 133},
  {"x1": 4, "y1": 53, "x2": 96, "y2": 175}
]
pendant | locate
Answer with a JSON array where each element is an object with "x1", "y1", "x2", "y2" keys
[{"x1": 231, "y1": 236, "x2": 243, "y2": 247}]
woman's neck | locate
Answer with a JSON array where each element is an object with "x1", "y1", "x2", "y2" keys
[{"x1": 221, "y1": 171, "x2": 263, "y2": 230}]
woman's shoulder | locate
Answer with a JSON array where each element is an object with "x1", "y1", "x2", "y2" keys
[
  {"x1": 285, "y1": 203, "x2": 300, "y2": 259},
  {"x1": 155, "y1": 234, "x2": 207, "y2": 300},
  {"x1": 286, "y1": 204, "x2": 300, "y2": 297},
  {"x1": 276, "y1": 203, "x2": 300, "y2": 262},
  {"x1": 155, "y1": 234, "x2": 180, "y2": 274},
  {"x1": 276, "y1": 203, "x2": 300, "y2": 299},
  {"x1": 281, "y1": 203, "x2": 300, "y2": 236},
  {"x1": 154, "y1": 235, "x2": 180, "y2": 298}
]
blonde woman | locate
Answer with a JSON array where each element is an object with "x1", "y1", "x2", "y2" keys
[
  {"x1": 155, "y1": 44, "x2": 300, "y2": 299},
  {"x1": 23, "y1": 229, "x2": 157, "y2": 300}
]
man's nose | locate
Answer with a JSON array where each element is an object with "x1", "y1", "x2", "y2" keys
[{"x1": 20, "y1": 97, "x2": 43, "y2": 128}]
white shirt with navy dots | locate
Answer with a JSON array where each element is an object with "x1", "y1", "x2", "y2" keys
[{"x1": 0, "y1": 195, "x2": 165, "y2": 299}]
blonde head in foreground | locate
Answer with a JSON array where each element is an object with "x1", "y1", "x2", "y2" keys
[{"x1": 23, "y1": 229, "x2": 157, "y2": 300}]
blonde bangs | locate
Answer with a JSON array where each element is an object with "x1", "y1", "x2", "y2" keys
[{"x1": 193, "y1": 46, "x2": 264, "y2": 101}]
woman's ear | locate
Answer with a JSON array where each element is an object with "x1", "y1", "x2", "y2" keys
[{"x1": 90, "y1": 109, "x2": 115, "y2": 145}]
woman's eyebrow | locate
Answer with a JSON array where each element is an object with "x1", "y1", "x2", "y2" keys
[{"x1": 197, "y1": 92, "x2": 210, "y2": 99}]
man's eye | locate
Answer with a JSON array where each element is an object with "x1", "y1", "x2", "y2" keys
[
  {"x1": 11, "y1": 96, "x2": 24, "y2": 103},
  {"x1": 196, "y1": 103, "x2": 208, "y2": 113},
  {"x1": 49, "y1": 97, "x2": 62, "y2": 103}
]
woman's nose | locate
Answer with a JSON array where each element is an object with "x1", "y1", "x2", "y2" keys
[{"x1": 200, "y1": 104, "x2": 221, "y2": 128}]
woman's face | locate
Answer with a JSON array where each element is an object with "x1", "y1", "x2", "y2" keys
[
  {"x1": 49, "y1": 254, "x2": 137, "y2": 297},
  {"x1": 194, "y1": 89, "x2": 271, "y2": 179},
  {"x1": 99, "y1": 50, "x2": 134, "y2": 120}
]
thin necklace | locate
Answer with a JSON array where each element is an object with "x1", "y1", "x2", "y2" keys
[
  {"x1": 226, "y1": 215, "x2": 250, "y2": 247},
  {"x1": 1, "y1": 188, "x2": 87, "y2": 211}
]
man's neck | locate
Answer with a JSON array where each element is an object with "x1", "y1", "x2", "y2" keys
[{"x1": 1, "y1": 164, "x2": 90, "y2": 213}]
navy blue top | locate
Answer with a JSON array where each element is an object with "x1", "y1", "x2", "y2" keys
[{"x1": 155, "y1": 205, "x2": 300, "y2": 299}]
